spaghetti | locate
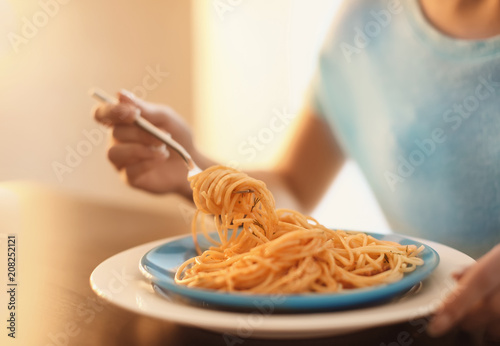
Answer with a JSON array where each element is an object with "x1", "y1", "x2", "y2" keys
[{"x1": 175, "y1": 165, "x2": 424, "y2": 293}]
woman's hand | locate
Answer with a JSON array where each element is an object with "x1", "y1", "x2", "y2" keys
[
  {"x1": 428, "y1": 244, "x2": 500, "y2": 340},
  {"x1": 93, "y1": 90, "x2": 210, "y2": 198}
]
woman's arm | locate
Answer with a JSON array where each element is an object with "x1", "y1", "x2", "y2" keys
[
  {"x1": 250, "y1": 106, "x2": 345, "y2": 212},
  {"x1": 94, "y1": 91, "x2": 345, "y2": 211}
]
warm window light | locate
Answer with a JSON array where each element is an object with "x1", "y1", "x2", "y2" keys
[
  {"x1": 192, "y1": 0, "x2": 341, "y2": 168},
  {"x1": 1, "y1": 1, "x2": 74, "y2": 58},
  {"x1": 0, "y1": 1, "x2": 16, "y2": 59}
]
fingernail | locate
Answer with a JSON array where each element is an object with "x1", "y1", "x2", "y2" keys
[
  {"x1": 120, "y1": 89, "x2": 136, "y2": 101},
  {"x1": 427, "y1": 314, "x2": 452, "y2": 337}
]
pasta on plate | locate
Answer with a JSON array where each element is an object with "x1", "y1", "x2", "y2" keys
[{"x1": 175, "y1": 166, "x2": 424, "y2": 294}]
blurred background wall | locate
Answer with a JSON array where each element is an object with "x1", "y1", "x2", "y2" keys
[
  {"x1": 0, "y1": 0, "x2": 193, "y2": 211},
  {"x1": 0, "y1": 0, "x2": 387, "y2": 230}
]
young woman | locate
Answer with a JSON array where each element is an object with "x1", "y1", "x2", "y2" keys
[{"x1": 95, "y1": 0, "x2": 500, "y2": 340}]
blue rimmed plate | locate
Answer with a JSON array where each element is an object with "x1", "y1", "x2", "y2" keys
[{"x1": 139, "y1": 232, "x2": 439, "y2": 312}]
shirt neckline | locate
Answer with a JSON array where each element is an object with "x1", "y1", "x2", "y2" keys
[{"x1": 404, "y1": 0, "x2": 500, "y2": 59}]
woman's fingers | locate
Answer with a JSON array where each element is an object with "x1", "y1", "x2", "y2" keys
[
  {"x1": 118, "y1": 90, "x2": 170, "y2": 127},
  {"x1": 452, "y1": 267, "x2": 469, "y2": 281},
  {"x1": 108, "y1": 143, "x2": 167, "y2": 170},
  {"x1": 459, "y1": 291, "x2": 500, "y2": 336},
  {"x1": 489, "y1": 288, "x2": 500, "y2": 316},
  {"x1": 92, "y1": 90, "x2": 196, "y2": 197},
  {"x1": 94, "y1": 102, "x2": 137, "y2": 126},
  {"x1": 428, "y1": 245, "x2": 500, "y2": 336},
  {"x1": 486, "y1": 319, "x2": 500, "y2": 341},
  {"x1": 122, "y1": 159, "x2": 180, "y2": 193},
  {"x1": 112, "y1": 124, "x2": 165, "y2": 146},
  {"x1": 459, "y1": 301, "x2": 489, "y2": 332},
  {"x1": 93, "y1": 89, "x2": 167, "y2": 128}
]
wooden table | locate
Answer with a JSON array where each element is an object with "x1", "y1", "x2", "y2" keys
[{"x1": 0, "y1": 182, "x2": 491, "y2": 346}]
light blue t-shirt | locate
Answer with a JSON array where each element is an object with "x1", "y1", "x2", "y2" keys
[{"x1": 311, "y1": 0, "x2": 500, "y2": 258}]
